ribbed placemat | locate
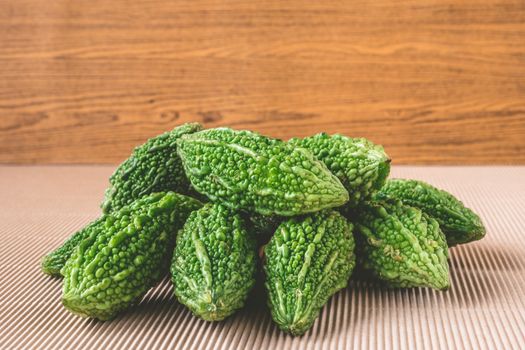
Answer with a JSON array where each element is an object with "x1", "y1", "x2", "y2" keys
[{"x1": 0, "y1": 166, "x2": 524, "y2": 350}]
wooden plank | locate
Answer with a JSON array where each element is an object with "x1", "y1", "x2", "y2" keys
[{"x1": 0, "y1": 0, "x2": 524, "y2": 164}]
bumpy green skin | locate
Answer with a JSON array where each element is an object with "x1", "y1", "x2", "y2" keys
[
  {"x1": 289, "y1": 133, "x2": 390, "y2": 207},
  {"x1": 171, "y1": 203, "x2": 257, "y2": 321},
  {"x1": 62, "y1": 192, "x2": 203, "y2": 320},
  {"x1": 353, "y1": 200, "x2": 450, "y2": 290},
  {"x1": 101, "y1": 123, "x2": 202, "y2": 213},
  {"x1": 264, "y1": 211, "x2": 355, "y2": 336},
  {"x1": 177, "y1": 128, "x2": 349, "y2": 216},
  {"x1": 375, "y1": 179, "x2": 486, "y2": 246},
  {"x1": 41, "y1": 218, "x2": 104, "y2": 277}
]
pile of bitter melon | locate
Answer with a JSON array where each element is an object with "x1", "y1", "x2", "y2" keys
[{"x1": 41, "y1": 123, "x2": 486, "y2": 336}]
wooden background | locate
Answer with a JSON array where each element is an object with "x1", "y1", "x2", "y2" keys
[{"x1": 1, "y1": 0, "x2": 524, "y2": 164}]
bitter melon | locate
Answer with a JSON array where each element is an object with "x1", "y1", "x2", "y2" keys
[
  {"x1": 375, "y1": 179, "x2": 486, "y2": 246},
  {"x1": 41, "y1": 218, "x2": 104, "y2": 277},
  {"x1": 177, "y1": 128, "x2": 349, "y2": 216},
  {"x1": 62, "y1": 192, "x2": 202, "y2": 320},
  {"x1": 289, "y1": 133, "x2": 390, "y2": 207},
  {"x1": 101, "y1": 123, "x2": 202, "y2": 213},
  {"x1": 264, "y1": 210, "x2": 355, "y2": 336},
  {"x1": 171, "y1": 203, "x2": 257, "y2": 321},
  {"x1": 353, "y1": 200, "x2": 450, "y2": 290}
]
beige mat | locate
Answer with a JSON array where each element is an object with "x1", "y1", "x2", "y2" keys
[{"x1": 0, "y1": 166, "x2": 524, "y2": 350}]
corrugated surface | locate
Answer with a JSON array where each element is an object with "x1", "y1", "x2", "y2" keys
[{"x1": 0, "y1": 165, "x2": 524, "y2": 350}]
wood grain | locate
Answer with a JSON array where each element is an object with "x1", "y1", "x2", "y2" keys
[{"x1": 1, "y1": 0, "x2": 524, "y2": 164}]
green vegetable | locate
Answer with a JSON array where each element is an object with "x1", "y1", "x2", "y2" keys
[
  {"x1": 177, "y1": 128, "x2": 349, "y2": 216},
  {"x1": 171, "y1": 203, "x2": 256, "y2": 321},
  {"x1": 43, "y1": 129, "x2": 206, "y2": 276},
  {"x1": 39, "y1": 120, "x2": 489, "y2": 335},
  {"x1": 352, "y1": 200, "x2": 449, "y2": 290},
  {"x1": 263, "y1": 210, "x2": 355, "y2": 336},
  {"x1": 62, "y1": 192, "x2": 202, "y2": 320},
  {"x1": 101, "y1": 123, "x2": 202, "y2": 213},
  {"x1": 289, "y1": 133, "x2": 390, "y2": 207},
  {"x1": 41, "y1": 218, "x2": 104, "y2": 277},
  {"x1": 375, "y1": 179, "x2": 486, "y2": 246}
]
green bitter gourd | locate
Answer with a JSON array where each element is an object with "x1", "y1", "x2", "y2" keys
[
  {"x1": 375, "y1": 179, "x2": 486, "y2": 246},
  {"x1": 352, "y1": 200, "x2": 450, "y2": 290},
  {"x1": 177, "y1": 128, "x2": 349, "y2": 216},
  {"x1": 62, "y1": 192, "x2": 202, "y2": 320},
  {"x1": 171, "y1": 203, "x2": 257, "y2": 321},
  {"x1": 41, "y1": 218, "x2": 104, "y2": 277},
  {"x1": 289, "y1": 133, "x2": 390, "y2": 207},
  {"x1": 101, "y1": 122, "x2": 202, "y2": 213},
  {"x1": 263, "y1": 210, "x2": 355, "y2": 336}
]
